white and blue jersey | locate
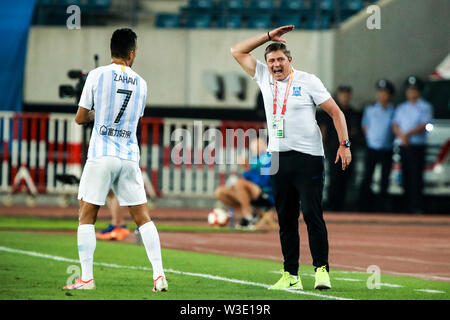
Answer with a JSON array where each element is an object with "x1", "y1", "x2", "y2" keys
[
  {"x1": 78, "y1": 63, "x2": 147, "y2": 162},
  {"x1": 361, "y1": 102, "x2": 395, "y2": 150},
  {"x1": 393, "y1": 98, "x2": 433, "y2": 145}
]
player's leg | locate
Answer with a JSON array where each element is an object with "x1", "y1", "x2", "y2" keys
[
  {"x1": 296, "y1": 154, "x2": 330, "y2": 289},
  {"x1": 64, "y1": 157, "x2": 118, "y2": 290},
  {"x1": 271, "y1": 154, "x2": 300, "y2": 277},
  {"x1": 114, "y1": 159, "x2": 167, "y2": 292},
  {"x1": 215, "y1": 186, "x2": 241, "y2": 208},
  {"x1": 105, "y1": 190, "x2": 130, "y2": 240},
  {"x1": 128, "y1": 204, "x2": 166, "y2": 284},
  {"x1": 107, "y1": 189, "x2": 122, "y2": 225},
  {"x1": 268, "y1": 152, "x2": 303, "y2": 290},
  {"x1": 77, "y1": 200, "x2": 100, "y2": 286},
  {"x1": 233, "y1": 178, "x2": 261, "y2": 221}
]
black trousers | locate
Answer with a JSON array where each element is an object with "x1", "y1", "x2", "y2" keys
[
  {"x1": 358, "y1": 147, "x2": 393, "y2": 211},
  {"x1": 400, "y1": 145, "x2": 425, "y2": 212},
  {"x1": 270, "y1": 151, "x2": 329, "y2": 275}
]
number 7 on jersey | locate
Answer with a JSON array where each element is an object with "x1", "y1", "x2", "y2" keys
[{"x1": 114, "y1": 89, "x2": 133, "y2": 123}]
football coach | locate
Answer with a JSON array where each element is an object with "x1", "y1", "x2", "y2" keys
[{"x1": 231, "y1": 25, "x2": 352, "y2": 290}]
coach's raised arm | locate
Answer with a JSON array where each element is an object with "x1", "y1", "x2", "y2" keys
[{"x1": 230, "y1": 25, "x2": 294, "y2": 78}]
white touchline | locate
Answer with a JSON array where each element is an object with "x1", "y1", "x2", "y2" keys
[
  {"x1": 0, "y1": 246, "x2": 353, "y2": 301},
  {"x1": 334, "y1": 278, "x2": 362, "y2": 282},
  {"x1": 379, "y1": 283, "x2": 403, "y2": 288},
  {"x1": 414, "y1": 289, "x2": 445, "y2": 294}
]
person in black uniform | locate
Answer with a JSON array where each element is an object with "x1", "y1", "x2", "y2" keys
[{"x1": 319, "y1": 85, "x2": 362, "y2": 211}]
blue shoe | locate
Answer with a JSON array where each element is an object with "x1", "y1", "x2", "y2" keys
[{"x1": 99, "y1": 224, "x2": 115, "y2": 234}]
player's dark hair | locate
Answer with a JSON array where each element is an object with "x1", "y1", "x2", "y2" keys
[
  {"x1": 264, "y1": 43, "x2": 291, "y2": 61},
  {"x1": 110, "y1": 28, "x2": 137, "y2": 59}
]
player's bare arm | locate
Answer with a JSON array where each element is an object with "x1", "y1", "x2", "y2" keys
[
  {"x1": 75, "y1": 107, "x2": 95, "y2": 125},
  {"x1": 320, "y1": 97, "x2": 352, "y2": 170},
  {"x1": 230, "y1": 25, "x2": 294, "y2": 77}
]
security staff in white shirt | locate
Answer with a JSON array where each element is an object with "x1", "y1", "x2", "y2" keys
[{"x1": 231, "y1": 25, "x2": 352, "y2": 290}]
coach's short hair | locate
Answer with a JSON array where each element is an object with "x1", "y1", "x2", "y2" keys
[
  {"x1": 110, "y1": 28, "x2": 137, "y2": 59},
  {"x1": 264, "y1": 43, "x2": 291, "y2": 61}
]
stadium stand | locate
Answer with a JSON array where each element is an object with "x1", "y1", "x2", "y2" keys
[
  {"x1": 155, "y1": 13, "x2": 180, "y2": 28},
  {"x1": 216, "y1": 14, "x2": 243, "y2": 29},
  {"x1": 186, "y1": 13, "x2": 212, "y2": 28},
  {"x1": 31, "y1": 1, "x2": 376, "y2": 30},
  {"x1": 248, "y1": 0, "x2": 273, "y2": 10},
  {"x1": 276, "y1": 15, "x2": 302, "y2": 29},
  {"x1": 217, "y1": 0, "x2": 244, "y2": 9},
  {"x1": 247, "y1": 14, "x2": 272, "y2": 29},
  {"x1": 33, "y1": 0, "x2": 112, "y2": 25},
  {"x1": 280, "y1": 0, "x2": 306, "y2": 10}
]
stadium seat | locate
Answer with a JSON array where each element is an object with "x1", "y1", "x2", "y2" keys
[
  {"x1": 341, "y1": 0, "x2": 364, "y2": 11},
  {"x1": 87, "y1": 0, "x2": 111, "y2": 8},
  {"x1": 280, "y1": 0, "x2": 305, "y2": 10},
  {"x1": 320, "y1": 0, "x2": 334, "y2": 11},
  {"x1": 247, "y1": 15, "x2": 272, "y2": 29},
  {"x1": 305, "y1": 14, "x2": 331, "y2": 30},
  {"x1": 60, "y1": 0, "x2": 82, "y2": 5},
  {"x1": 187, "y1": 0, "x2": 214, "y2": 9},
  {"x1": 217, "y1": 0, "x2": 244, "y2": 9},
  {"x1": 217, "y1": 15, "x2": 242, "y2": 29},
  {"x1": 248, "y1": 0, "x2": 273, "y2": 9},
  {"x1": 186, "y1": 14, "x2": 212, "y2": 28},
  {"x1": 156, "y1": 13, "x2": 180, "y2": 28},
  {"x1": 321, "y1": 14, "x2": 332, "y2": 29},
  {"x1": 276, "y1": 15, "x2": 301, "y2": 29}
]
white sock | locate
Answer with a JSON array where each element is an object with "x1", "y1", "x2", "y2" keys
[
  {"x1": 77, "y1": 224, "x2": 96, "y2": 281},
  {"x1": 139, "y1": 221, "x2": 165, "y2": 280},
  {"x1": 290, "y1": 274, "x2": 298, "y2": 280}
]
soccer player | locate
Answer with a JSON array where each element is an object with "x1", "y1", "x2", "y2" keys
[
  {"x1": 63, "y1": 28, "x2": 168, "y2": 292},
  {"x1": 231, "y1": 25, "x2": 352, "y2": 290}
]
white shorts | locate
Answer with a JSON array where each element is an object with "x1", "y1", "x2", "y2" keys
[{"x1": 78, "y1": 156, "x2": 147, "y2": 206}]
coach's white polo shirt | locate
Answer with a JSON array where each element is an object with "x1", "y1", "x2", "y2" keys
[{"x1": 253, "y1": 60, "x2": 331, "y2": 156}]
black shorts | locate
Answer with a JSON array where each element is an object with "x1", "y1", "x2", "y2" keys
[{"x1": 251, "y1": 192, "x2": 274, "y2": 208}]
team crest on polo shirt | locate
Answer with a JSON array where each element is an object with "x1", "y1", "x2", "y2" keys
[{"x1": 292, "y1": 86, "x2": 302, "y2": 96}]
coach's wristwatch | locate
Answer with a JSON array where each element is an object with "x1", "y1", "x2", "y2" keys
[{"x1": 340, "y1": 140, "x2": 351, "y2": 148}]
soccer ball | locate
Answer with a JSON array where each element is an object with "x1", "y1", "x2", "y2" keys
[{"x1": 207, "y1": 208, "x2": 229, "y2": 227}]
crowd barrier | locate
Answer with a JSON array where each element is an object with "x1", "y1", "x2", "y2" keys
[
  {"x1": 0, "y1": 112, "x2": 266, "y2": 198},
  {"x1": 1, "y1": 112, "x2": 448, "y2": 199}
]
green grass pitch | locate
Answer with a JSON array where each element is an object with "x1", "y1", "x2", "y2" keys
[{"x1": 0, "y1": 217, "x2": 449, "y2": 300}]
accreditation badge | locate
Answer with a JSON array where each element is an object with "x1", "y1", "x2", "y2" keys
[{"x1": 272, "y1": 116, "x2": 285, "y2": 138}]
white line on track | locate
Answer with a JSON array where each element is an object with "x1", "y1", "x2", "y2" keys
[
  {"x1": 0, "y1": 246, "x2": 353, "y2": 300},
  {"x1": 335, "y1": 278, "x2": 362, "y2": 282},
  {"x1": 414, "y1": 289, "x2": 445, "y2": 294}
]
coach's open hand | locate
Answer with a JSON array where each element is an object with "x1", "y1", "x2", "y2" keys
[
  {"x1": 335, "y1": 146, "x2": 352, "y2": 171},
  {"x1": 268, "y1": 25, "x2": 295, "y2": 43}
]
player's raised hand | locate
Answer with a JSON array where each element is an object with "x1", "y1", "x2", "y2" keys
[{"x1": 268, "y1": 25, "x2": 295, "y2": 43}]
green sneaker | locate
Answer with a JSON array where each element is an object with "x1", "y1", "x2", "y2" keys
[
  {"x1": 268, "y1": 270, "x2": 303, "y2": 290},
  {"x1": 314, "y1": 265, "x2": 331, "y2": 290}
]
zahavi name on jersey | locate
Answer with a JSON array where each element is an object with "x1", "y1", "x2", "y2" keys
[{"x1": 113, "y1": 72, "x2": 137, "y2": 85}]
